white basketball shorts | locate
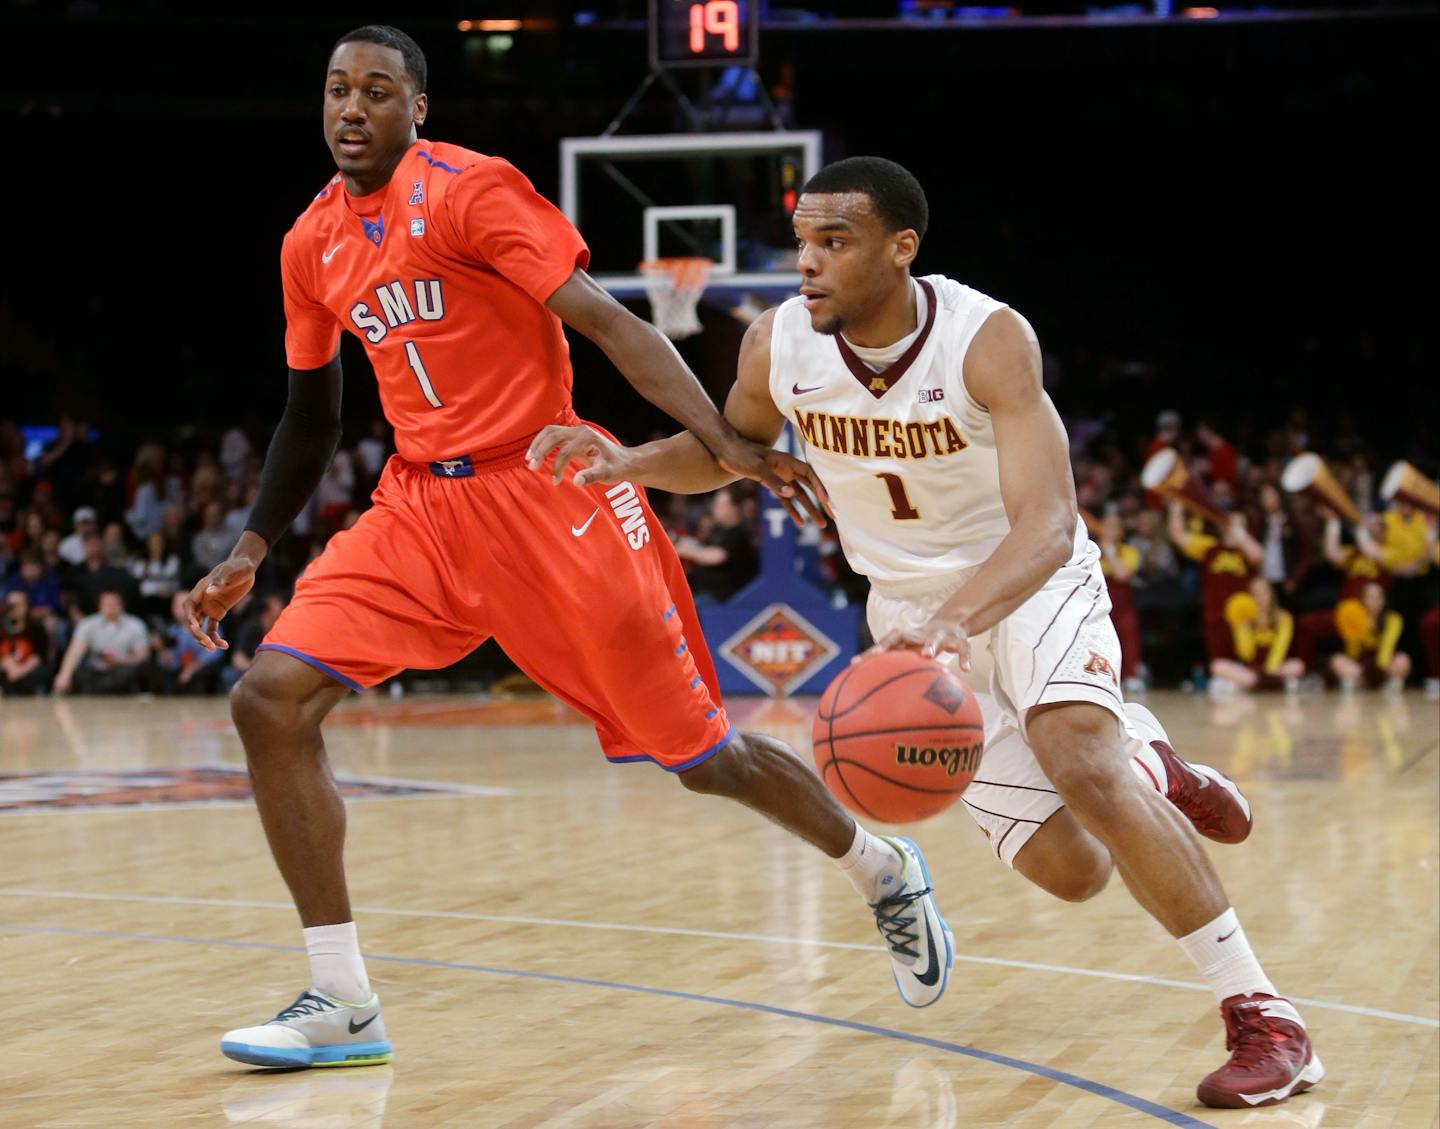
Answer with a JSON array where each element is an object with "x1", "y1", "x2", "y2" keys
[{"x1": 866, "y1": 540, "x2": 1141, "y2": 867}]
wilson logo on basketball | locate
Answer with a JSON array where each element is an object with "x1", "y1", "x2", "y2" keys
[
  {"x1": 1084, "y1": 652, "x2": 1118, "y2": 684},
  {"x1": 894, "y1": 743, "x2": 982, "y2": 777}
]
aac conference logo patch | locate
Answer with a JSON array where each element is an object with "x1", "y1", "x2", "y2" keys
[
  {"x1": 720, "y1": 603, "x2": 839, "y2": 697},
  {"x1": 0, "y1": 767, "x2": 510, "y2": 814}
]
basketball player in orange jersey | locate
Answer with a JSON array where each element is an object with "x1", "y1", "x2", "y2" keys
[
  {"x1": 184, "y1": 28, "x2": 952, "y2": 1070},
  {"x1": 531, "y1": 157, "x2": 1323, "y2": 1109}
]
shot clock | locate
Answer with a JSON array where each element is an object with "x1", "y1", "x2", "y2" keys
[{"x1": 650, "y1": 0, "x2": 760, "y2": 69}]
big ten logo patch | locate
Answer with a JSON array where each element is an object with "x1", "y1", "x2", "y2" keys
[{"x1": 721, "y1": 604, "x2": 840, "y2": 697}]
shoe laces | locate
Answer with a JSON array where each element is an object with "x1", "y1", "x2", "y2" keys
[
  {"x1": 1223, "y1": 1003, "x2": 1292, "y2": 1068},
  {"x1": 870, "y1": 884, "x2": 932, "y2": 960},
  {"x1": 270, "y1": 992, "x2": 336, "y2": 1024}
]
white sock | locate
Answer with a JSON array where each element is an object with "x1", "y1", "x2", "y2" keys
[
  {"x1": 1177, "y1": 908, "x2": 1278, "y2": 1003},
  {"x1": 835, "y1": 823, "x2": 905, "y2": 903},
  {"x1": 303, "y1": 921, "x2": 372, "y2": 1004}
]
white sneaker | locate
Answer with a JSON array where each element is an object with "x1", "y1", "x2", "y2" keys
[
  {"x1": 221, "y1": 990, "x2": 391, "y2": 1069},
  {"x1": 871, "y1": 837, "x2": 953, "y2": 1008}
]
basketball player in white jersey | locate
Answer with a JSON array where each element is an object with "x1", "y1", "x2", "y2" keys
[{"x1": 527, "y1": 157, "x2": 1322, "y2": 1110}]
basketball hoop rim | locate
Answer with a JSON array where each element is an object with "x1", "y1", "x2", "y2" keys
[{"x1": 638, "y1": 257, "x2": 715, "y2": 290}]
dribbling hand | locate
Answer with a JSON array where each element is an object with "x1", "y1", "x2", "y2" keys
[{"x1": 874, "y1": 618, "x2": 973, "y2": 673}]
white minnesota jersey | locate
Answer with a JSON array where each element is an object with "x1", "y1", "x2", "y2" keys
[{"x1": 770, "y1": 274, "x2": 1083, "y2": 585}]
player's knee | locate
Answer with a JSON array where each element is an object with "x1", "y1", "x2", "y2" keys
[
  {"x1": 1027, "y1": 708, "x2": 1131, "y2": 817},
  {"x1": 676, "y1": 733, "x2": 764, "y2": 797},
  {"x1": 1014, "y1": 814, "x2": 1114, "y2": 902},
  {"x1": 1045, "y1": 852, "x2": 1114, "y2": 903},
  {"x1": 230, "y1": 663, "x2": 318, "y2": 745}
]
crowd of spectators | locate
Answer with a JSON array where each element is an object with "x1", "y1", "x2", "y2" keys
[
  {"x1": 1076, "y1": 409, "x2": 1439, "y2": 699},
  {"x1": 2, "y1": 407, "x2": 1436, "y2": 700},
  {"x1": 0, "y1": 415, "x2": 386, "y2": 698}
]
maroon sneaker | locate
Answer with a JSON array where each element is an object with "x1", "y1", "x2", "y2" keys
[
  {"x1": 1151, "y1": 739, "x2": 1253, "y2": 844},
  {"x1": 1197, "y1": 994, "x2": 1324, "y2": 1108}
]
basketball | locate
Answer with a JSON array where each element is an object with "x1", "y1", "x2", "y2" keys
[{"x1": 812, "y1": 650, "x2": 985, "y2": 824}]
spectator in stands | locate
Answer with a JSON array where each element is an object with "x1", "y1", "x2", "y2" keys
[
  {"x1": 1209, "y1": 577, "x2": 1304, "y2": 696},
  {"x1": 37, "y1": 415, "x2": 93, "y2": 503},
  {"x1": 53, "y1": 588, "x2": 151, "y2": 695},
  {"x1": 675, "y1": 487, "x2": 759, "y2": 603},
  {"x1": 57, "y1": 505, "x2": 98, "y2": 566},
  {"x1": 9, "y1": 509, "x2": 46, "y2": 556},
  {"x1": 221, "y1": 592, "x2": 284, "y2": 692},
  {"x1": 1194, "y1": 421, "x2": 1240, "y2": 494},
  {"x1": 1294, "y1": 510, "x2": 1387, "y2": 673},
  {"x1": 1169, "y1": 504, "x2": 1264, "y2": 667},
  {"x1": 101, "y1": 520, "x2": 133, "y2": 570},
  {"x1": 355, "y1": 419, "x2": 391, "y2": 498},
  {"x1": 65, "y1": 529, "x2": 140, "y2": 616},
  {"x1": 5, "y1": 550, "x2": 62, "y2": 614},
  {"x1": 1098, "y1": 510, "x2": 1145, "y2": 694},
  {"x1": 0, "y1": 490, "x2": 15, "y2": 545},
  {"x1": 314, "y1": 450, "x2": 357, "y2": 533},
  {"x1": 1, "y1": 588, "x2": 51, "y2": 696},
  {"x1": 131, "y1": 529, "x2": 182, "y2": 621},
  {"x1": 1331, "y1": 581, "x2": 1409, "y2": 692},
  {"x1": 1421, "y1": 604, "x2": 1439, "y2": 699},
  {"x1": 219, "y1": 424, "x2": 254, "y2": 483},
  {"x1": 224, "y1": 480, "x2": 258, "y2": 541},
  {"x1": 191, "y1": 500, "x2": 232, "y2": 572},
  {"x1": 1379, "y1": 500, "x2": 1435, "y2": 684},
  {"x1": 151, "y1": 590, "x2": 226, "y2": 694},
  {"x1": 1252, "y1": 482, "x2": 1311, "y2": 600},
  {"x1": 125, "y1": 442, "x2": 171, "y2": 541},
  {"x1": 1146, "y1": 409, "x2": 1182, "y2": 463},
  {"x1": 1131, "y1": 508, "x2": 1179, "y2": 582}
]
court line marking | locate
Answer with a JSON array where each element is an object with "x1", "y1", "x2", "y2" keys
[
  {"x1": 0, "y1": 921, "x2": 1216, "y2": 1129},
  {"x1": 2, "y1": 887, "x2": 1435, "y2": 1029}
]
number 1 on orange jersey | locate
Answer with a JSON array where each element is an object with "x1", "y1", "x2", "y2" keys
[{"x1": 404, "y1": 341, "x2": 444, "y2": 408}]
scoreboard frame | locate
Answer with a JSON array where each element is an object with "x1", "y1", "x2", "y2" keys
[{"x1": 649, "y1": 0, "x2": 760, "y2": 70}]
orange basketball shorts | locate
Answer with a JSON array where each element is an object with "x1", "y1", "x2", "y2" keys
[{"x1": 259, "y1": 432, "x2": 732, "y2": 771}]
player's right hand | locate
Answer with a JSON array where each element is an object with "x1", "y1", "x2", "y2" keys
[{"x1": 182, "y1": 557, "x2": 257, "y2": 652}]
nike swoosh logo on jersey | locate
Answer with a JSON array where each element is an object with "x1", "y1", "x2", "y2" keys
[
  {"x1": 913, "y1": 912, "x2": 942, "y2": 987},
  {"x1": 792, "y1": 383, "x2": 823, "y2": 395},
  {"x1": 322, "y1": 242, "x2": 345, "y2": 264},
  {"x1": 571, "y1": 509, "x2": 600, "y2": 537},
  {"x1": 347, "y1": 1013, "x2": 378, "y2": 1034}
]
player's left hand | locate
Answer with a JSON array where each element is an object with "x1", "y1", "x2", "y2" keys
[
  {"x1": 526, "y1": 424, "x2": 633, "y2": 487},
  {"x1": 875, "y1": 618, "x2": 973, "y2": 672}
]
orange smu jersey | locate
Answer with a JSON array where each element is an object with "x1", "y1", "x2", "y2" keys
[{"x1": 281, "y1": 140, "x2": 590, "y2": 463}]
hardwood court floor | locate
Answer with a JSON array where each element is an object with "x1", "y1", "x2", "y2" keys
[{"x1": 1, "y1": 690, "x2": 1436, "y2": 1129}]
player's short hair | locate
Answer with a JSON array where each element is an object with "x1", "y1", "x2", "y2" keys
[
  {"x1": 332, "y1": 25, "x2": 428, "y2": 94},
  {"x1": 802, "y1": 157, "x2": 928, "y2": 242}
]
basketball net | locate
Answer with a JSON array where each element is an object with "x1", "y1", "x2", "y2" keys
[{"x1": 639, "y1": 257, "x2": 713, "y2": 340}]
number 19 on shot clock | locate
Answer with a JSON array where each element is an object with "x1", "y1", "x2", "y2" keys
[{"x1": 650, "y1": 0, "x2": 759, "y2": 69}]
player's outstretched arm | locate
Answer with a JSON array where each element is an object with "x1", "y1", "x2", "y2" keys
[
  {"x1": 181, "y1": 358, "x2": 343, "y2": 651},
  {"x1": 890, "y1": 310, "x2": 1077, "y2": 662},
  {"x1": 529, "y1": 304, "x2": 830, "y2": 526},
  {"x1": 544, "y1": 271, "x2": 807, "y2": 500}
]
